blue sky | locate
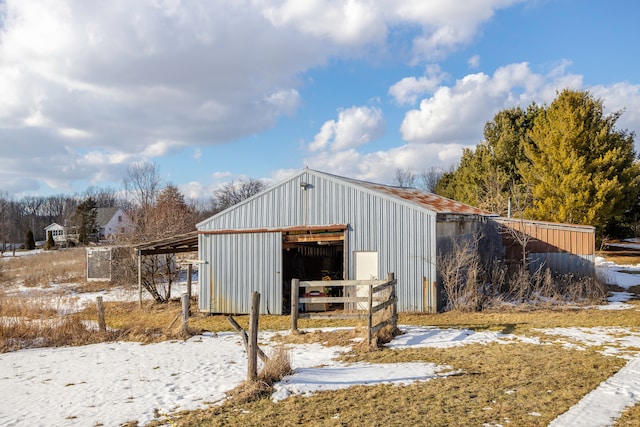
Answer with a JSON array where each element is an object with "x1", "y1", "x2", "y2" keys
[{"x1": 1, "y1": 0, "x2": 639, "y2": 200}]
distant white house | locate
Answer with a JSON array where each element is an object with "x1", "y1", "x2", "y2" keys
[
  {"x1": 44, "y1": 223, "x2": 67, "y2": 244},
  {"x1": 43, "y1": 207, "x2": 134, "y2": 244},
  {"x1": 95, "y1": 207, "x2": 133, "y2": 240}
]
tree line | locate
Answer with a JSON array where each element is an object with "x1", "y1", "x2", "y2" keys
[
  {"x1": 0, "y1": 163, "x2": 266, "y2": 250},
  {"x1": 396, "y1": 89, "x2": 640, "y2": 239}
]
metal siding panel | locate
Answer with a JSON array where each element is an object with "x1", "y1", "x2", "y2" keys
[
  {"x1": 198, "y1": 234, "x2": 210, "y2": 312},
  {"x1": 207, "y1": 232, "x2": 281, "y2": 314}
]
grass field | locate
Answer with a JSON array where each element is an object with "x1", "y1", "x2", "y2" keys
[{"x1": 2, "y1": 249, "x2": 640, "y2": 425}]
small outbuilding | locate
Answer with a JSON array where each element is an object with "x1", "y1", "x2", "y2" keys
[
  {"x1": 44, "y1": 222, "x2": 67, "y2": 244},
  {"x1": 196, "y1": 169, "x2": 496, "y2": 314}
]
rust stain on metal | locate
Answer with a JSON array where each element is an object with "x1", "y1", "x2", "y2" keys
[{"x1": 360, "y1": 182, "x2": 494, "y2": 215}]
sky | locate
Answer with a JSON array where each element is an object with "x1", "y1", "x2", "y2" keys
[{"x1": 1, "y1": 0, "x2": 640, "y2": 200}]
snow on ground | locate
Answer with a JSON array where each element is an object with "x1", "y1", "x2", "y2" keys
[
  {"x1": 2, "y1": 257, "x2": 640, "y2": 425},
  {"x1": 537, "y1": 327, "x2": 640, "y2": 359},
  {"x1": 386, "y1": 326, "x2": 540, "y2": 349},
  {"x1": 597, "y1": 256, "x2": 640, "y2": 290},
  {"x1": 0, "y1": 333, "x2": 246, "y2": 426},
  {"x1": 549, "y1": 356, "x2": 640, "y2": 427},
  {"x1": 272, "y1": 361, "x2": 454, "y2": 402}
]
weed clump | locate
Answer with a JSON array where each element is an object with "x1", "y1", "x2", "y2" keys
[
  {"x1": 226, "y1": 346, "x2": 292, "y2": 404},
  {"x1": 438, "y1": 236, "x2": 606, "y2": 312}
]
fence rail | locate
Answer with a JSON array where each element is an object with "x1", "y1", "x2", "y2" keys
[{"x1": 290, "y1": 272, "x2": 397, "y2": 346}]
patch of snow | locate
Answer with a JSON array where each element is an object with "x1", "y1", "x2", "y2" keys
[
  {"x1": 386, "y1": 325, "x2": 540, "y2": 349},
  {"x1": 537, "y1": 327, "x2": 640, "y2": 359},
  {"x1": 596, "y1": 257, "x2": 640, "y2": 289},
  {"x1": 549, "y1": 357, "x2": 640, "y2": 427},
  {"x1": 272, "y1": 361, "x2": 453, "y2": 402}
]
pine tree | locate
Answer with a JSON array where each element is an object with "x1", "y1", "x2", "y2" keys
[
  {"x1": 521, "y1": 89, "x2": 639, "y2": 231},
  {"x1": 72, "y1": 197, "x2": 98, "y2": 244},
  {"x1": 24, "y1": 230, "x2": 35, "y2": 250},
  {"x1": 436, "y1": 106, "x2": 540, "y2": 215}
]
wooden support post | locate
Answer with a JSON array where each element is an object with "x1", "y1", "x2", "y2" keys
[
  {"x1": 186, "y1": 263, "x2": 193, "y2": 316},
  {"x1": 181, "y1": 293, "x2": 190, "y2": 338},
  {"x1": 137, "y1": 252, "x2": 142, "y2": 309},
  {"x1": 248, "y1": 291, "x2": 260, "y2": 382},
  {"x1": 388, "y1": 272, "x2": 397, "y2": 329},
  {"x1": 291, "y1": 278, "x2": 299, "y2": 333},
  {"x1": 96, "y1": 296, "x2": 106, "y2": 332},
  {"x1": 367, "y1": 284, "x2": 373, "y2": 346},
  {"x1": 227, "y1": 316, "x2": 269, "y2": 363}
]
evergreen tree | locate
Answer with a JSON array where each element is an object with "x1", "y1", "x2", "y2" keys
[
  {"x1": 71, "y1": 197, "x2": 98, "y2": 244},
  {"x1": 24, "y1": 229, "x2": 35, "y2": 250},
  {"x1": 521, "y1": 89, "x2": 639, "y2": 231},
  {"x1": 436, "y1": 105, "x2": 540, "y2": 215}
]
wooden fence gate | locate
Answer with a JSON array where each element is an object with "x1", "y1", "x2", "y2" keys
[{"x1": 290, "y1": 273, "x2": 398, "y2": 346}]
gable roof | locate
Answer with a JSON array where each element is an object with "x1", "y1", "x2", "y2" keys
[
  {"x1": 96, "y1": 207, "x2": 122, "y2": 227},
  {"x1": 44, "y1": 222, "x2": 64, "y2": 230},
  {"x1": 314, "y1": 170, "x2": 495, "y2": 216},
  {"x1": 198, "y1": 168, "x2": 494, "y2": 229}
]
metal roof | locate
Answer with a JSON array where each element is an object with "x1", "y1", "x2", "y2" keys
[
  {"x1": 134, "y1": 231, "x2": 198, "y2": 255},
  {"x1": 315, "y1": 170, "x2": 495, "y2": 216}
]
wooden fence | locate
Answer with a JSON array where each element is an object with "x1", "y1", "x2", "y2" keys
[{"x1": 290, "y1": 273, "x2": 397, "y2": 346}]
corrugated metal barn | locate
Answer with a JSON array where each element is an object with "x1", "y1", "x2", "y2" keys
[{"x1": 196, "y1": 169, "x2": 494, "y2": 314}]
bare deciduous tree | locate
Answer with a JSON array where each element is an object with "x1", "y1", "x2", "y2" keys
[
  {"x1": 123, "y1": 162, "x2": 162, "y2": 208},
  {"x1": 84, "y1": 185, "x2": 120, "y2": 208},
  {"x1": 393, "y1": 168, "x2": 416, "y2": 188},
  {"x1": 212, "y1": 178, "x2": 266, "y2": 212},
  {"x1": 418, "y1": 167, "x2": 444, "y2": 193},
  {"x1": 114, "y1": 184, "x2": 197, "y2": 303}
]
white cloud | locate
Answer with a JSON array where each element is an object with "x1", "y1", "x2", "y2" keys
[
  {"x1": 0, "y1": 0, "x2": 589, "y2": 196},
  {"x1": 180, "y1": 181, "x2": 207, "y2": 201},
  {"x1": 260, "y1": 0, "x2": 521, "y2": 61},
  {"x1": 391, "y1": 0, "x2": 523, "y2": 62},
  {"x1": 261, "y1": 0, "x2": 386, "y2": 45},
  {"x1": 308, "y1": 106, "x2": 385, "y2": 152},
  {"x1": 142, "y1": 140, "x2": 184, "y2": 157},
  {"x1": 0, "y1": 0, "x2": 328, "y2": 194},
  {"x1": 388, "y1": 64, "x2": 447, "y2": 105},
  {"x1": 468, "y1": 54, "x2": 480, "y2": 69},
  {"x1": 58, "y1": 128, "x2": 92, "y2": 138},
  {"x1": 591, "y1": 82, "x2": 640, "y2": 140},
  {"x1": 303, "y1": 62, "x2": 640, "y2": 187},
  {"x1": 399, "y1": 62, "x2": 582, "y2": 144}
]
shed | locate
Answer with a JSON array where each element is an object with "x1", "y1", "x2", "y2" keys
[
  {"x1": 196, "y1": 169, "x2": 495, "y2": 315},
  {"x1": 491, "y1": 217, "x2": 595, "y2": 276}
]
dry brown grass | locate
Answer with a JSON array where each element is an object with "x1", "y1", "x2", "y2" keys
[
  {"x1": 3, "y1": 248, "x2": 640, "y2": 425},
  {"x1": 172, "y1": 343, "x2": 622, "y2": 427},
  {"x1": 1, "y1": 248, "x2": 86, "y2": 288},
  {"x1": 598, "y1": 249, "x2": 640, "y2": 266},
  {"x1": 0, "y1": 313, "x2": 119, "y2": 352},
  {"x1": 225, "y1": 346, "x2": 293, "y2": 404},
  {"x1": 400, "y1": 303, "x2": 640, "y2": 332},
  {"x1": 616, "y1": 403, "x2": 640, "y2": 426}
]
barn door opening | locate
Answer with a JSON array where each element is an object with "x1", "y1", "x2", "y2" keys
[{"x1": 281, "y1": 227, "x2": 346, "y2": 314}]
